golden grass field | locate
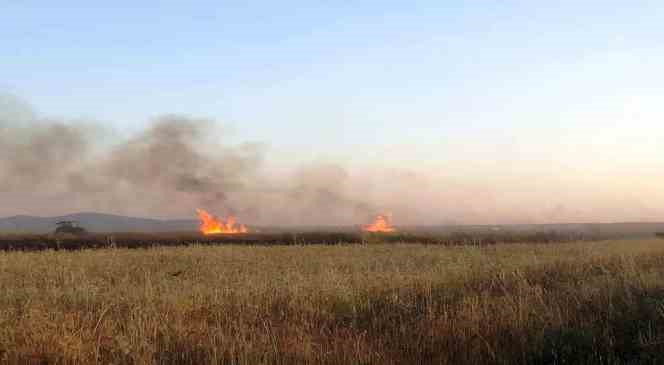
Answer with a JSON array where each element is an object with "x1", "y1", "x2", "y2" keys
[{"x1": 2, "y1": 239, "x2": 664, "y2": 364}]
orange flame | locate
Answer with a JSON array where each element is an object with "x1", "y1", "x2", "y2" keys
[
  {"x1": 363, "y1": 214, "x2": 396, "y2": 233},
  {"x1": 196, "y1": 209, "x2": 248, "y2": 235}
]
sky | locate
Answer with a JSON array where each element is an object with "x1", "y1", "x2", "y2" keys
[{"x1": 1, "y1": 1, "x2": 664, "y2": 223}]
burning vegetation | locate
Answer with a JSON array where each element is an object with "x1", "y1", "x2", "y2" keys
[
  {"x1": 196, "y1": 209, "x2": 248, "y2": 235},
  {"x1": 363, "y1": 214, "x2": 396, "y2": 233}
]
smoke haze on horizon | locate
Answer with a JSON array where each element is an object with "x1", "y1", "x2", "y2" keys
[{"x1": 1, "y1": 94, "x2": 663, "y2": 226}]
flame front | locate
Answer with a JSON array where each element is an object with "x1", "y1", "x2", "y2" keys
[
  {"x1": 196, "y1": 209, "x2": 248, "y2": 234},
  {"x1": 363, "y1": 214, "x2": 396, "y2": 233}
]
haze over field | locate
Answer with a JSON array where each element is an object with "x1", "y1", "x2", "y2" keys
[{"x1": 2, "y1": 1, "x2": 663, "y2": 225}]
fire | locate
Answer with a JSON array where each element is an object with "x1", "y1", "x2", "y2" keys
[
  {"x1": 363, "y1": 214, "x2": 396, "y2": 233},
  {"x1": 196, "y1": 209, "x2": 248, "y2": 235}
]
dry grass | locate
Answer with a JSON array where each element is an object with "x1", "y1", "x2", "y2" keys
[
  {"x1": 1, "y1": 240, "x2": 664, "y2": 364},
  {"x1": 0, "y1": 230, "x2": 597, "y2": 251}
]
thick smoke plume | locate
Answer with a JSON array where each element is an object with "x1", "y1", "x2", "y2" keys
[
  {"x1": 5, "y1": 94, "x2": 661, "y2": 225},
  {"x1": 0, "y1": 95, "x2": 377, "y2": 224}
]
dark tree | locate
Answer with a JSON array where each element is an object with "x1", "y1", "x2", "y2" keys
[{"x1": 54, "y1": 221, "x2": 88, "y2": 235}]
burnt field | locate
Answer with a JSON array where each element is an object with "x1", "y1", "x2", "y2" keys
[{"x1": 0, "y1": 229, "x2": 628, "y2": 251}]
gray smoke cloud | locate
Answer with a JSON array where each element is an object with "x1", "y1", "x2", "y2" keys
[
  {"x1": 100, "y1": 115, "x2": 263, "y2": 211},
  {"x1": 287, "y1": 163, "x2": 374, "y2": 224},
  {"x1": 0, "y1": 123, "x2": 88, "y2": 190},
  {"x1": 0, "y1": 94, "x2": 377, "y2": 224},
  {"x1": 3, "y1": 94, "x2": 663, "y2": 225}
]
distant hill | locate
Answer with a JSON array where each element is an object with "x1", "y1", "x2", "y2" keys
[{"x1": 0, "y1": 212, "x2": 198, "y2": 233}]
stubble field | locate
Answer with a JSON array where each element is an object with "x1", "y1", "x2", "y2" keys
[{"x1": 1, "y1": 239, "x2": 664, "y2": 364}]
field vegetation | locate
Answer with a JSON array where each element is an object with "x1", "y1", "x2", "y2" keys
[
  {"x1": 0, "y1": 230, "x2": 604, "y2": 251},
  {"x1": 1, "y1": 239, "x2": 664, "y2": 364}
]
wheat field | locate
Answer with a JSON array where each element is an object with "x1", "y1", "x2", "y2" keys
[{"x1": 1, "y1": 239, "x2": 664, "y2": 364}]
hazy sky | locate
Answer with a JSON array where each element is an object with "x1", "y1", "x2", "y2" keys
[{"x1": 1, "y1": 1, "x2": 664, "y2": 223}]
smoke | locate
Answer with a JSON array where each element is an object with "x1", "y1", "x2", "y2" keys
[
  {"x1": 4, "y1": 94, "x2": 662, "y2": 225},
  {"x1": 0, "y1": 123, "x2": 87, "y2": 190},
  {"x1": 284, "y1": 163, "x2": 374, "y2": 225},
  {"x1": 0, "y1": 95, "x2": 375, "y2": 223},
  {"x1": 101, "y1": 115, "x2": 264, "y2": 210}
]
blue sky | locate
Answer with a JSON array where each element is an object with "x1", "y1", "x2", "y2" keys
[{"x1": 2, "y1": 1, "x2": 664, "y2": 222}]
